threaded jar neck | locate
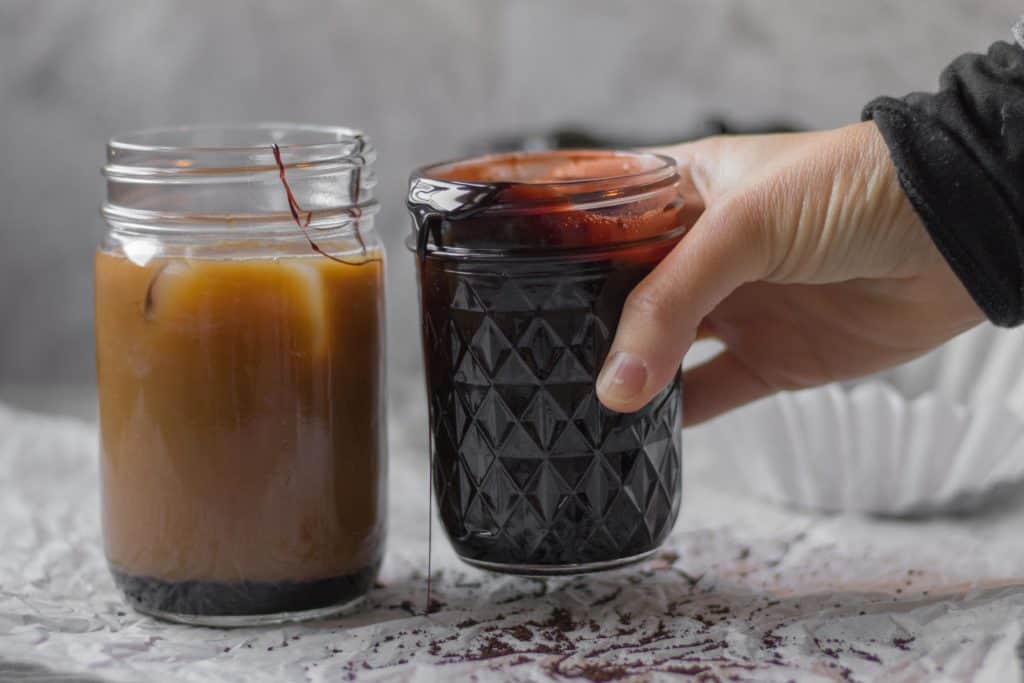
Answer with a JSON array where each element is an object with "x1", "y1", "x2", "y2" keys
[{"x1": 103, "y1": 123, "x2": 378, "y2": 239}]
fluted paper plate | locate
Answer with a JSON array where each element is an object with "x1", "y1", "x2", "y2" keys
[{"x1": 695, "y1": 325, "x2": 1024, "y2": 515}]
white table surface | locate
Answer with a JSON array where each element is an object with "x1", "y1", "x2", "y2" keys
[{"x1": 1, "y1": 389, "x2": 1023, "y2": 683}]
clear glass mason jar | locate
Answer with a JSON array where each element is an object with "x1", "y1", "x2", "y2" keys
[
  {"x1": 95, "y1": 124, "x2": 386, "y2": 625},
  {"x1": 408, "y1": 150, "x2": 686, "y2": 575}
]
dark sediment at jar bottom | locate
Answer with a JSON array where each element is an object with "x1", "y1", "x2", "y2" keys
[{"x1": 111, "y1": 561, "x2": 380, "y2": 618}]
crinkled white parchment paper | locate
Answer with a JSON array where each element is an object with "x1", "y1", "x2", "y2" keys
[{"x1": 2, "y1": 394, "x2": 1024, "y2": 683}]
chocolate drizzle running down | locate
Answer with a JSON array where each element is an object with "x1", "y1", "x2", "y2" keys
[
  {"x1": 409, "y1": 179, "x2": 507, "y2": 617},
  {"x1": 408, "y1": 178, "x2": 515, "y2": 615},
  {"x1": 271, "y1": 142, "x2": 369, "y2": 265},
  {"x1": 142, "y1": 262, "x2": 168, "y2": 321},
  {"x1": 425, "y1": 424, "x2": 435, "y2": 615}
]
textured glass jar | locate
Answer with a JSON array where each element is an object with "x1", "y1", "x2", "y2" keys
[
  {"x1": 408, "y1": 150, "x2": 686, "y2": 575},
  {"x1": 96, "y1": 124, "x2": 385, "y2": 625}
]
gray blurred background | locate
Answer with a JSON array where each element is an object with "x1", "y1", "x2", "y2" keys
[{"x1": 0, "y1": 0, "x2": 1019, "y2": 419}]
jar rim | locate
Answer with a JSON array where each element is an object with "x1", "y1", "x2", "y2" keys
[
  {"x1": 108, "y1": 122, "x2": 367, "y2": 154},
  {"x1": 411, "y1": 148, "x2": 676, "y2": 189},
  {"x1": 407, "y1": 149, "x2": 680, "y2": 221},
  {"x1": 407, "y1": 149, "x2": 685, "y2": 255},
  {"x1": 105, "y1": 123, "x2": 373, "y2": 180},
  {"x1": 103, "y1": 123, "x2": 377, "y2": 238}
]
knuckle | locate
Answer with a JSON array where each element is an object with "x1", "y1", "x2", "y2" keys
[
  {"x1": 624, "y1": 282, "x2": 675, "y2": 327},
  {"x1": 718, "y1": 185, "x2": 783, "y2": 279},
  {"x1": 689, "y1": 137, "x2": 728, "y2": 192},
  {"x1": 713, "y1": 192, "x2": 770, "y2": 257}
]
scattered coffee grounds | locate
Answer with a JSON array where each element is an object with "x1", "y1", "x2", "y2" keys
[
  {"x1": 848, "y1": 647, "x2": 882, "y2": 664},
  {"x1": 309, "y1": 532, "x2": 922, "y2": 681},
  {"x1": 496, "y1": 579, "x2": 549, "y2": 605},
  {"x1": 476, "y1": 636, "x2": 520, "y2": 660},
  {"x1": 507, "y1": 625, "x2": 533, "y2": 642},
  {"x1": 813, "y1": 637, "x2": 840, "y2": 659},
  {"x1": 564, "y1": 661, "x2": 630, "y2": 682},
  {"x1": 591, "y1": 587, "x2": 622, "y2": 607},
  {"x1": 893, "y1": 635, "x2": 916, "y2": 651}
]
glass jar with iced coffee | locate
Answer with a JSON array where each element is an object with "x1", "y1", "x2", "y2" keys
[{"x1": 95, "y1": 124, "x2": 385, "y2": 625}]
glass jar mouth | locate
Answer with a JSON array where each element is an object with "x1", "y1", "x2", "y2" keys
[
  {"x1": 408, "y1": 149, "x2": 680, "y2": 221},
  {"x1": 413, "y1": 149, "x2": 675, "y2": 189},
  {"x1": 407, "y1": 149, "x2": 685, "y2": 255},
  {"x1": 103, "y1": 123, "x2": 378, "y2": 237},
  {"x1": 105, "y1": 123, "x2": 373, "y2": 178},
  {"x1": 109, "y1": 122, "x2": 363, "y2": 152}
]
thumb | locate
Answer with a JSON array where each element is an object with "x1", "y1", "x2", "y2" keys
[{"x1": 596, "y1": 193, "x2": 766, "y2": 413}]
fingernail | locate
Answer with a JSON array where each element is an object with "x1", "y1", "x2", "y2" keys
[{"x1": 597, "y1": 351, "x2": 648, "y2": 405}]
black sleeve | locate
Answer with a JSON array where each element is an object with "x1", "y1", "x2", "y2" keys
[{"x1": 862, "y1": 31, "x2": 1024, "y2": 326}]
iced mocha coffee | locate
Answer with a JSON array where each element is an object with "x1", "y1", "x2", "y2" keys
[{"x1": 95, "y1": 249, "x2": 385, "y2": 619}]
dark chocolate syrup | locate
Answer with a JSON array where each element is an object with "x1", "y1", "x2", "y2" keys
[{"x1": 143, "y1": 262, "x2": 168, "y2": 321}]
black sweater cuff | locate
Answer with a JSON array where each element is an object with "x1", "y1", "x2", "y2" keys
[{"x1": 863, "y1": 40, "x2": 1024, "y2": 326}]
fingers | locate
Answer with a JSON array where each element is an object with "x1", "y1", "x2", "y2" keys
[
  {"x1": 681, "y1": 350, "x2": 774, "y2": 426},
  {"x1": 596, "y1": 133, "x2": 798, "y2": 414},
  {"x1": 596, "y1": 197, "x2": 766, "y2": 413},
  {"x1": 652, "y1": 132, "x2": 798, "y2": 205},
  {"x1": 651, "y1": 137, "x2": 727, "y2": 208}
]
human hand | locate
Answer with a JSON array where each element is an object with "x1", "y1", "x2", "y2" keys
[{"x1": 596, "y1": 121, "x2": 985, "y2": 424}]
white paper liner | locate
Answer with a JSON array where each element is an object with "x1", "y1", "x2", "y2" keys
[
  {"x1": 693, "y1": 324, "x2": 1024, "y2": 515},
  {"x1": 4, "y1": 398, "x2": 1024, "y2": 682}
]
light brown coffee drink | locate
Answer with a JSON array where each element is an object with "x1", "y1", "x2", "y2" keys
[{"x1": 95, "y1": 250, "x2": 385, "y2": 617}]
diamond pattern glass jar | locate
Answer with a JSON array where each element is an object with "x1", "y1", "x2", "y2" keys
[{"x1": 408, "y1": 150, "x2": 687, "y2": 574}]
